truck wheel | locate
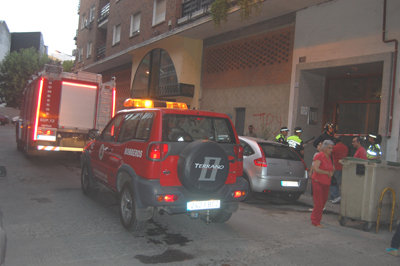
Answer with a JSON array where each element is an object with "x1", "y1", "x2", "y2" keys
[
  {"x1": 16, "y1": 140, "x2": 23, "y2": 151},
  {"x1": 210, "y1": 210, "x2": 233, "y2": 223},
  {"x1": 119, "y1": 183, "x2": 145, "y2": 232},
  {"x1": 177, "y1": 140, "x2": 229, "y2": 193},
  {"x1": 81, "y1": 165, "x2": 95, "y2": 196}
]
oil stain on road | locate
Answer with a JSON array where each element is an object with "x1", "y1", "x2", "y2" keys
[{"x1": 135, "y1": 220, "x2": 194, "y2": 264}]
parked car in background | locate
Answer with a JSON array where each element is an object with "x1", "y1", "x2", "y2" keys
[
  {"x1": 11, "y1": 116, "x2": 19, "y2": 124},
  {"x1": 239, "y1": 136, "x2": 308, "y2": 202},
  {"x1": 0, "y1": 115, "x2": 9, "y2": 125}
]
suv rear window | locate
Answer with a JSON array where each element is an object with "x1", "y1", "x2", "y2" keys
[
  {"x1": 162, "y1": 114, "x2": 235, "y2": 143},
  {"x1": 259, "y1": 143, "x2": 301, "y2": 161}
]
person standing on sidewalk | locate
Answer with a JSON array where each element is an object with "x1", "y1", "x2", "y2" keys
[
  {"x1": 330, "y1": 134, "x2": 348, "y2": 204},
  {"x1": 313, "y1": 122, "x2": 336, "y2": 148},
  {"x1": 386, "y1": 222, "x2": 400, "y2": 256},
  {"x1": 310, "y1": 140, "x2": 334, "y2": 227},
  {"x1": 287, "y1": 127, "x2": 304, "y2": 157},
  {"x1": 275, "y1": 126, "x2": 289, "y2": 144},
  {"x1": 247, "y1": 125, "x2": 257, "y2": 137},
  {"x1": 352, "y1": 137, "x2": 367, "y2": 159},
  {"x1": 366, "y1": 133, "x2": 382, "y2": 160}
]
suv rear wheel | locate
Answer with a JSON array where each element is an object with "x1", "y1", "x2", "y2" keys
[{"x1": 119, "y1": 183, "x2": 145, "y2": 232}]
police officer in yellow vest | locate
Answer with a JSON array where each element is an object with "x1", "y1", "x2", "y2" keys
[
  {"x1": 287, "y1": 127, "x2": 304, "y2": 157},
  {"x1": 367, "y1": 133, "x2": 382, "y2": 160},
  {"x1": 275, "y1": 126, "x2": 289, "y2": 144}
]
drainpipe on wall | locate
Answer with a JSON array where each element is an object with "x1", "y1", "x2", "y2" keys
[{"x1": 382, "y1": 0, "x2": 398, "y2": 138}]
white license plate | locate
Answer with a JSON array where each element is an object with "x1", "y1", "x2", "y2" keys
[
  {"x1": 187, "y1": 200, "x2": 221, "y2": 211},
  {"x1": 281, "y1": 181, "x2": 299, "y2": 187}
]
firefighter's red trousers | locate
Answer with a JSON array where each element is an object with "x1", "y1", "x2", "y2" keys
[{"x1": 311, "y1": 180, "x2": 330, "y2": 226}]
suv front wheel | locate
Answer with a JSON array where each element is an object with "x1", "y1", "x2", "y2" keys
[
  {"x1": 119, "y1": 183, "x2": 145, "y2": 232},
  {"x1": 81, "y1": 165, "x2": 95, "y2": 196}
]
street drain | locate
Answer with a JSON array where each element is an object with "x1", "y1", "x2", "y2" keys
[{"x1": 135, "y1": 249, "x2": 194, "y2": 264}]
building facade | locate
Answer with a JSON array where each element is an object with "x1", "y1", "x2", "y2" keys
[
  {"x1": 289, "y1": 0, "x2": 400, "y2": 162},
  {"x1": 75, "y1": 0, "x2": 400, "y2": 162},
  {"x1": 0, "y1": 21, "x2": 11, "y2": 62},
  {"x1": 10, "y1": 32, "x2": 47, "y2": 55}
]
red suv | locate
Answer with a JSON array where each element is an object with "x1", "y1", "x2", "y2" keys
[{"x1": 81, "y1": 99, "x2": 248, "y2": 232}]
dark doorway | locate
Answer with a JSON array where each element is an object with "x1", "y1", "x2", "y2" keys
[
  {"x1": 235, "y1": 108, "x2": 245, "y2": 136},
  {"x1": 323, "y1": 65, "x2": 382, "y2": 136}
]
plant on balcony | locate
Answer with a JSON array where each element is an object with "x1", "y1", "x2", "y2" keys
[{"x1": 211, "y1": 0, "x2": 263, "y2": 26}]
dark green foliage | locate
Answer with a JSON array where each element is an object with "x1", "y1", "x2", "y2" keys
[
  {"x1": 62, "y1": 60, "x2": 75, "y2": 72},
  {"x1": 211, "y1": 0, "x2": 230, "y2": 26},
  {"x1": 0, "y1": 48, "x2": 50, "y2": 107},
  {"x1": 210, "y1": 0, "x2": 263, "y2": 26}
]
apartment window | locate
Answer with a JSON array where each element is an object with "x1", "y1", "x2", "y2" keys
[
  {"x1": 112, "y1": 24, "x2": 121, "y2": 45},
  {"x1": 86, "y1": 42, "x2": 92, "y2": 58},
  {"x1": 130, "y1": 12, "x2": 141, "y2": 37},
  {"x1": 78, "y1": 47, "x2": 83, "y2": 62},
  {"x1": 152, "y1": 0, "x2": 166, "y2": 26},
  {"x1": 89, "y1": 5, "x2": 95, "y2": 22},
  {"x1": 80, "y1": 14, "x2": 87, "y2": 30}
]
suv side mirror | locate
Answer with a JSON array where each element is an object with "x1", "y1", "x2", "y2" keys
[{"x1": 88, "y1": 129, "x2": 100, "y2": 140}]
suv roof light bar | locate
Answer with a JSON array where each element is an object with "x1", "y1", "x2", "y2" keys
[{"x1": 123, "y1": 98, "x2": 188, "y2": 109}]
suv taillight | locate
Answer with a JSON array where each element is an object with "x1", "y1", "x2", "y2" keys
[
  {"x1": 148, "y1": 143, "x2": 169, "y2": 160},
  {"x1": 234, "y1": 144, "x2": 243, "y2": 161}
]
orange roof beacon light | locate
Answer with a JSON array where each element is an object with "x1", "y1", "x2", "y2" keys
[
  {"x1": 123, "y1": 98, "x2": 154, "y2": 109},
  {"x1": 123, "y1": 98, "x2": 188, "y2": 109}
]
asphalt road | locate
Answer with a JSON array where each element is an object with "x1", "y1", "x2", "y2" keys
[{"x1": 0, "y1": 125, "x2": 398, "y2": 265}]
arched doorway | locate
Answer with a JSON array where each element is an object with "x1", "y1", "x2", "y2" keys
[{"x1": 132, "y1": 48, "x2": 179, "y2": 99}]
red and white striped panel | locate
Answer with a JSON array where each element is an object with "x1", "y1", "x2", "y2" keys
[{"x1": 37, "y1": 145, "x2": 60, "y2": 151}]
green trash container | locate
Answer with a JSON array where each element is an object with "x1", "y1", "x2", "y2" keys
[{"x1": 339, "y1": 158, "x2": 400, "y2": 231}]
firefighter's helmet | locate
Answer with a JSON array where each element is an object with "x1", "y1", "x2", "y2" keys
[{"x1": 324, "y1": 122, "x2": 335, "y2": 132}]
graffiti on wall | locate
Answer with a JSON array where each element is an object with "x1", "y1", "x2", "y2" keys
[{"x1": 252, "y1": 112, "x2": 283, "y2": 140}]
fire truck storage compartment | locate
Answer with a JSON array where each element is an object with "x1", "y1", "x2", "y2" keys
[{"x1": 58, "y1": 81, "x2": 97, "y2": 130}]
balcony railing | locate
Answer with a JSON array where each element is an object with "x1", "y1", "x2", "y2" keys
[
  {"x1": 96, "y1": 45, "x2": 106, "y2": 60},
  {"x1": 181, "y1": 0, "x2": 215, "y2": 18},
  {"x1": 97, "y1": 2, "x2": 110, "y2": 25}
]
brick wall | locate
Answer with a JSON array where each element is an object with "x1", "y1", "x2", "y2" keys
[
  {"x1": 76, "y1": 0, "x2": 181, "y2": 69},
  {"x1": 201, "y1": 26, "x2": 294, "y2": 139},
  {"x1": 202, "y1": 26, "x2": 294, "y2": 89}
]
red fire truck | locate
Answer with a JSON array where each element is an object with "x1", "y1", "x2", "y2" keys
[{"x1": 16, "y1": 65, "x2": 116, "y2": 155}]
